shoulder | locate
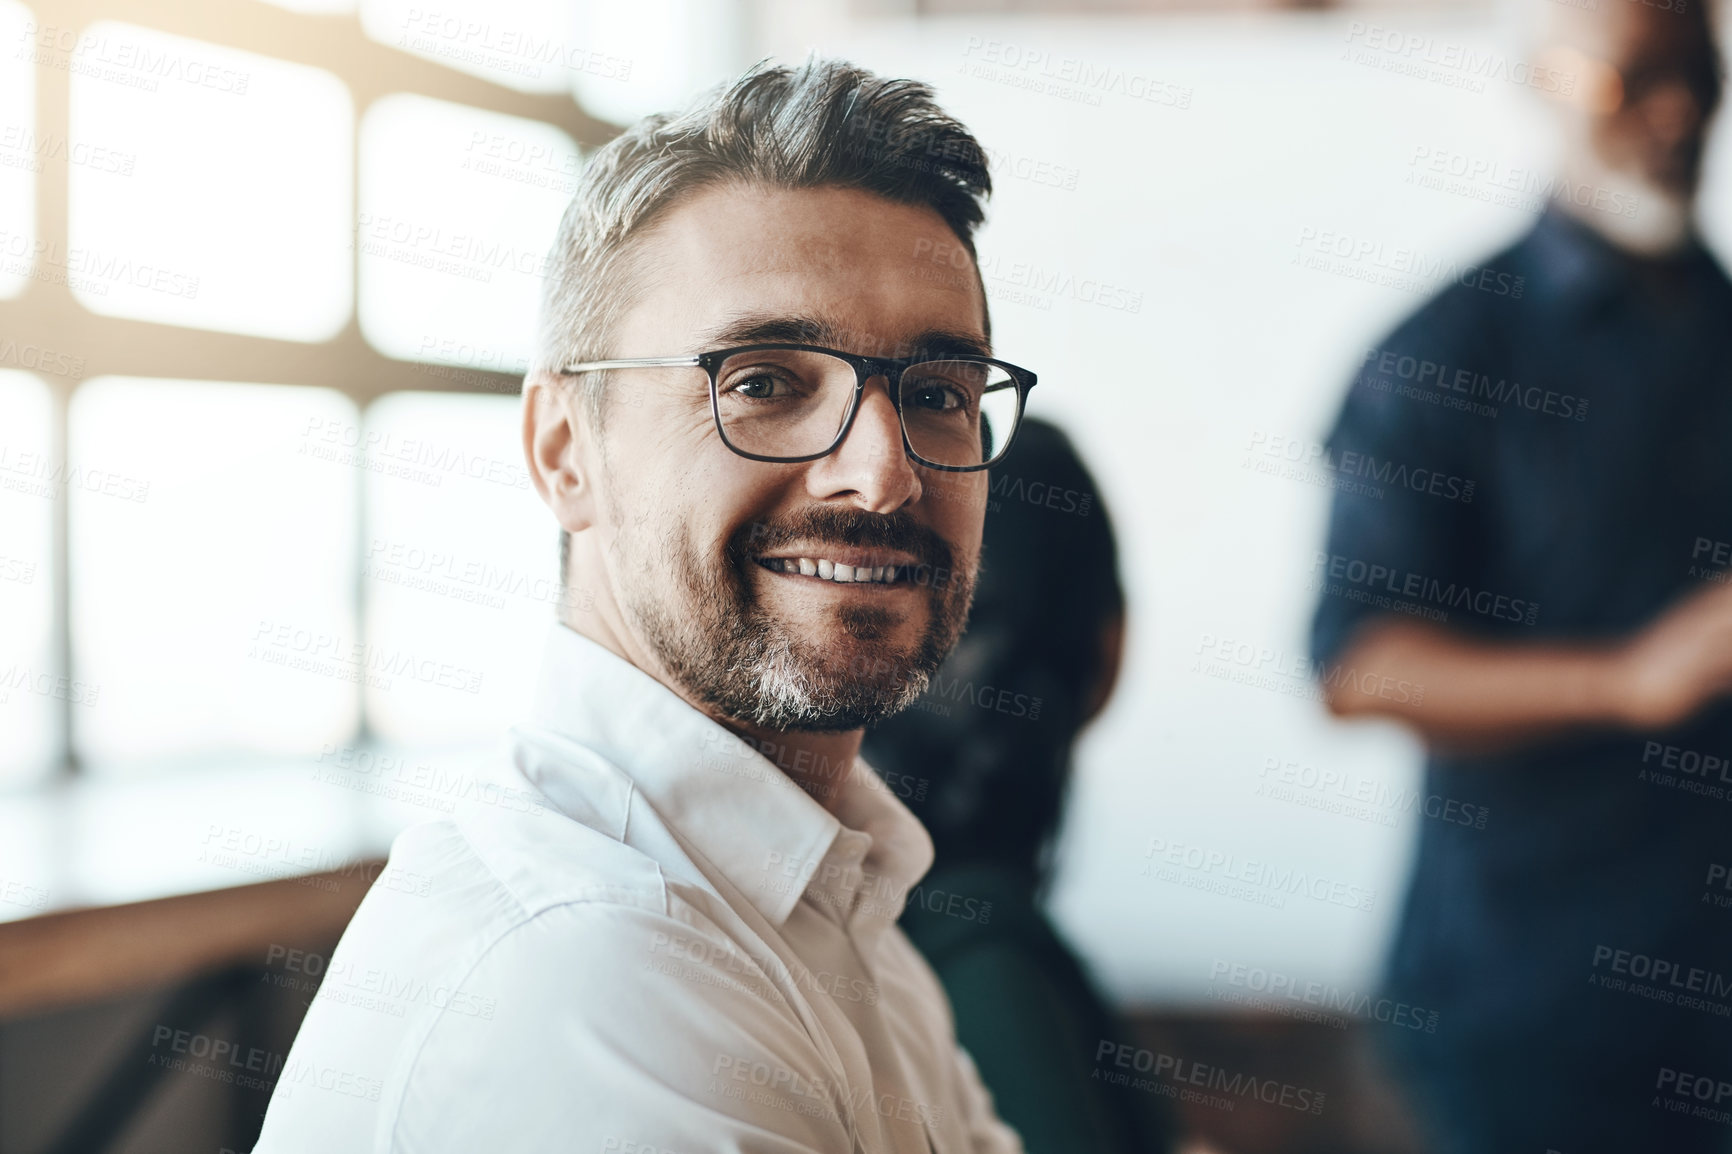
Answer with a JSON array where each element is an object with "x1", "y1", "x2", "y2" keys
[
  {"x1": 328, "y1": 810, "x2": 680, "y2": 1006},
  {"x1": 383, "y1": 891, "x2": 851, "y2": 1152},
  {"x1": 394, "y1": 806, "x2": 672, "y2": 920},
  {"x1": 1329, "y1": 275, "x2": 1515, "y2": 456},
  {"x1": 1368, "y1": 226, "x2": 1548, "y2": 366},
  {"x1": 374, "y1": 817, "x2": 857, "y2": 1151},
  {"x1": 258, "y1": 812, "x2": 742, "y2": 1154}
]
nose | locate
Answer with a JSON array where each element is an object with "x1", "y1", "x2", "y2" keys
[{"x1": 806, "y1": 375, "x2": 922, "y2": 513}]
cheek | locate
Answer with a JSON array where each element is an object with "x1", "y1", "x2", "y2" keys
[
  {"x1": 678, "y1": 461, "x2": 792, "y2": 559},
  {"x1": 926, "y1": 472, "x2": 987, "y2": 534},
  {"x1": 605, "y1": 400, "x2": 734, "y2": 512},
  {"x1": 621, "y1": 386, "x2": 718, "y2": 456}
]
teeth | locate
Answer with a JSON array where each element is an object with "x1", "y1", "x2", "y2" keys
[{"x1": 760, "y1": 556, "x2": 905, "y2": 584}]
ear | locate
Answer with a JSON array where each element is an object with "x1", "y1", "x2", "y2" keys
[
  {"x1": 522, "y1": 371, "x2": 601, "y2": 535},
  {"x1": 1081, "y1": 610, "x2": 1126, "y2": 725}
]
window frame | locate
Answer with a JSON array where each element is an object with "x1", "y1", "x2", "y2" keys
[{"x1": 0, "y1": 0, "x2": 621, "y2": 782}]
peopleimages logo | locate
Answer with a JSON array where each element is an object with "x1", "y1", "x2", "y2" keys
[
  {"x1": 1589, "y1": 945, "x2": 1732, "y2": 1018},
  {"x1": 1256, "y1": 756, "x2": 1489, "y2": 831},
  {"x1": 1093, "y1": 1040, "x2": 1326, "y2": 1115},
  {"x1": 1655, "y1": 1066, "x2": 1732, "y2": 1127},
  {"x1": 1359, "y1": 345, "x2": 1588, "y2": 421},
  {"x1": 1312, "y1": 551, "x2": 1538, "y2": 626},
  {"x1": 1191, "y1": 631, "x2": 1425, "y2": 707},
  {"x1": 1141, "y1": 837, "x2": 1376, "y2": 912},
  {"x1": 1244, "y1": 430, "x2": 1476, "y2": 504},
  {"x1": 1294, "y1": 226, "x2": 1525, "y2": 298},
  {"x1": 1207, "y1": 959, "x2": 1439, "y2": 1032},
  {"x1": 1340, "y1": 22, "x2": 1575, "y2": 96},
  {"x1": 1405, "y1": 144, "x2": 1639, "y2": 222}
]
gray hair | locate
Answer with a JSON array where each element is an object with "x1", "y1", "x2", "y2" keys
[{"x1": 540, "y1": 55, "x2": 995, "y2": 589}]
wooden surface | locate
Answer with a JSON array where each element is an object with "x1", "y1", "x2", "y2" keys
[{"x1": 0, "y1": 862, "x2": 382, "y2": 1018}]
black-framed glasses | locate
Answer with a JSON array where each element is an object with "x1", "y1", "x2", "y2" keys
[{"x1": 560, "y1": 342, "x2": 1037, "y2": 472}]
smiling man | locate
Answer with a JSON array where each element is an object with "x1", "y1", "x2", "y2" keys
[{"x1": 255, "y1": 59, "x2": 1031, "y2": 1154}]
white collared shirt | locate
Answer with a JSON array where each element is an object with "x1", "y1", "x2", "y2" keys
[{"x1": 255, "y1": 622, "x2": 1023, "y2": 1154}]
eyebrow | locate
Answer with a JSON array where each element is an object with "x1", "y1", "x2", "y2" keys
[{"x1": 698, "y1": 313, "x2": 994, "y2": 361}]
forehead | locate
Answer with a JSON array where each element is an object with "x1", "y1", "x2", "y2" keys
[{"x1": 624, "y1": 181, "x2": 990, "y2": 358}]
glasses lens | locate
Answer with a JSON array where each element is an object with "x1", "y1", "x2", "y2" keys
[
  {"x1": 713, "y1": 349, "x2": 855, "y2": 459},
  {"x1": 900, "y1": 359, "x2": 1021, "y2": 468}
]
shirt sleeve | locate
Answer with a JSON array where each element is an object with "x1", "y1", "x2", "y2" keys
[
  {"x1": 1309, "y1": 307, "x2": 1489, "y2": 670},
  {"x1": 384, "y1": 900, "x2": 857, "y2": 1154}
]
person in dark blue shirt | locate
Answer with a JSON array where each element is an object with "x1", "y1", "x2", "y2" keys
[{"x1": 1310, "y1": 3, "x2": 1732, "y2": 1152}]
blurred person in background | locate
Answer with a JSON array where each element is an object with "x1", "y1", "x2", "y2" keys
[
  {"x1": 1311, "y1": 2, "x2": 1732, "y2": 1152},
  {"x1": 256, "y1": 57, "x2": 1036, "y2": 1153},
  {"x1": 863, "y1": 418, "x2": 1175, "y2": 1154}
]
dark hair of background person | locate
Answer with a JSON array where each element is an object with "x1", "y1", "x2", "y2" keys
[{"x1": 864, "y1": 415, "x2": 1124, "y2": 891}]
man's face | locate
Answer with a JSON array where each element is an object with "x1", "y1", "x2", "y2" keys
[
  {"x1": 1577, "y1": 6, "x2": 1721, "y2": 198},
  {"x1": 577, "y1": 182, "x2": 991, "y2": 732}
]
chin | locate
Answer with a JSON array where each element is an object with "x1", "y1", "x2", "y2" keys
[{"x1": 744, "y1": 639, "x2": 932, "y2": 733}]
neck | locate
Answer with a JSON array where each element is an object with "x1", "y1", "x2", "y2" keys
[
  {"x1": 1555, "y1": 153, "x2": 1695, "y2": 257},
  {"x1": 715, "y1": 721, "x2": 865, "y2": 814},
  {"x1": 559, "y1": 584, "x2": 864, "y2": 817}
]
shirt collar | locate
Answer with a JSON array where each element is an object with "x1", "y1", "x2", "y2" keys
[
  {"x1": 514, "y1": 622, "x2": 933, "y2": 940},
  {"x1": 821, "y1": 757, "x2": 937, "y2": 953},
  {"x1": 1525, "y1": 204, "x2": 1715, "y2": 314}
]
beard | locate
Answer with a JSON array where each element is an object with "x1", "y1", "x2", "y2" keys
[{"x1": 613, "y1": 502, "x2": 974, "y2": 732}]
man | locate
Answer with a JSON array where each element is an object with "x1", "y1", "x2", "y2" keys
[
  {"x1": 1312, "y1": 3, "x2": 1732, "y2": 1152},
  {"x1": 257, "y1": 58, "x2": 1033, "y2": 1153}
]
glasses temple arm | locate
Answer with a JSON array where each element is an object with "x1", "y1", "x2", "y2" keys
[{"x1": 560, "y1": 356, "x2": 704, "y2": 374}]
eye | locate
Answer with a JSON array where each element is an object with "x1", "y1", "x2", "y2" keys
[
  {"x1": 907, "y1": 383, "x2": 967, "y2": 413},
  {"x1": 721, "y1": 366, "x2": 803, "y2": 400}
]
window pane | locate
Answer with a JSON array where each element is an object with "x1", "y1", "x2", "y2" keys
[
  {"x1": 361, "y1": 0, "x2": 582, "y2": 96},
  {"x1": 362, "y1": 391, "x2": 554, "y2": 746},
  {"x1": 68, "y1": 24, "x2": 352, "y2": 340},
  {"x1": 70, "y1": 378, "x2": 358, "y2": 774},
  {"x1": 358, "y1": 95, "x2": 577, "y2": 372},
  {"x1": 568, "y1": 0, "x2": 743, "y2": 126},
  {"x1": 0, "y1": 0, "x2": 34, "y2": 299},
  {"x1": 0, "y1": 371, "x2": 56, "y2": 787}
]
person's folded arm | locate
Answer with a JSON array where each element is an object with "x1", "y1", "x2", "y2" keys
[{"x1": 1322, "y1": 579, "x2": 1732, "y2": 753}]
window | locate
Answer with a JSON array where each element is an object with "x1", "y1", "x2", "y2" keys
[
  {"x1": 69, "y1": 24, "x2": 354, "y2": 339},
  {"x1": 70, "y1": 378, "x2": 358, "y2": 772},
  {"x1": 0, "y1": 0, "x2": 628, "y2": 788},
  {"x1": 358, "y1": 95, "x2": 578, "y2": 366},
  {"x1": 0, "y1": 372, "x2": 55, "y2": 787},
  {"x1": 0, "y1": 0, "x2": 34, "y2": 299}
]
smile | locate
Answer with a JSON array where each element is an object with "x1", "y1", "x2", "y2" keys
[{"x1": 753, "y1": 555, "x2": 918, "y2": 586}]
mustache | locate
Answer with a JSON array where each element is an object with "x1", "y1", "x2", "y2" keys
[{"x1": 734, "y1": 506, "x2": 955, "y2": 572}]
